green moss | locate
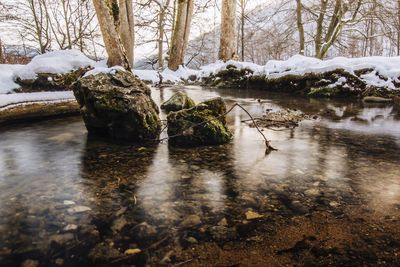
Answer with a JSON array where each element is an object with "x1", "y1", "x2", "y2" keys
[
  {"x1": 308, "y1": 86, "x2": 342, "y2": 97},
  {"x1": 167, "y1": 97, "x2": 231, "y2": 147},
  {"x1": 73, "y1": 70, "x2": 161, "y2": 142},
  {"x1": 161, "y1": 92, "x2": 196, "y2": 112}
]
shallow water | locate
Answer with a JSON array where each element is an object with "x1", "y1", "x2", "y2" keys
[{"x1": 0, "y1": 87, "x2": 399, "y2": 266}]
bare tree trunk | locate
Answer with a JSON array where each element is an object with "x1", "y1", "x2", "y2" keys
[
  {"x1": 118, "y1": 0, "x2": 134, "y2": 66},
  {"x1": 315, "y1": 0, "x2": 362, "y2": 59},
  {"x1": 315, "y1": 0, "x2": 327, "y2": 58},
  {"x1": 168, "y1": 0, "x2": 194, "y2": 71},
  {"x1": 219, "y1": 0, "x2": 237, "y2": 61},
  {"x1": 0, "y1": 38, "x2": 3, "y2": 63},
  {"x1": 397, "y1": 0, "x2": 400, "y2": 55},
  {"x1": 92, "y1": 0, "x2": 131, "y2": 69},
  {"x1": 61, "y1": 0, "x2": 72, "y2": 49},
  {"x1": 158, "y1": 10, "x2": 165, "y2": 69},
  {"x1": 296, "y1": 0, "x2": 305, "y2": 55},
  {"x1": 239, "y1": 0, "x2": 246, "y2": 61},
  {"x1": 158, "y1": 0, "x2": 171, "y2": 70}
]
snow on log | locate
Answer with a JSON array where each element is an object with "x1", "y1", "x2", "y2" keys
[{"x1": 0, "y1": 91, "x2": 78, "y2": 124}]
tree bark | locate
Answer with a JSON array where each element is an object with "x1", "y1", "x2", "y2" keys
[
  {"x1": 296, "y1": 0, "x2": 305, "y2": 55},
  {"x1": 92, "y1": 0, "x2": 131, "y2": 69},
  {"x1": 219, "y1": 0, "x2": 237, "y2": 61},
  {"x1": 118, "y1": 0, "x2": 134, "y2": 66},
  {"x1": 158, "y1": 0, "x2": 171, "y2": 70},
  {"x1": 315, "y1": 0, "x2": 327, "y2": 58},
  {"x1": 168, "y1": 0, "x2": 194, "y2": 71},
  {"x1": 240, "y1": 0, "x2": 246, "y2": 60}
]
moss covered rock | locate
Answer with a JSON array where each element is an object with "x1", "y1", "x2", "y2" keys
[
  {"x1": 167, "y1": 97, "x2": 232, "y2": 147},
  {"x1": 73, "y1": 70, "x2": 161, "y2": 142},
  {"x1": 160, "y1": 91, "x2": 195, "y2": 112}
]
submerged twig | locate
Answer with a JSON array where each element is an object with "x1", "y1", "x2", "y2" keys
[
  {"x1": 234, "y1": 103, "x2": 277, "y2": 154},
  {"x1": 173, "y1": 259, "x2": 194, "y2": 266}
]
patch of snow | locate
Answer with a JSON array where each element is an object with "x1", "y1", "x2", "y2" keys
[
  {"x1": 13, "y1": 49, "x2": 105, "y2": 81},
  {"x1": 83, "y1": 66, "x2": 126, "y2": 78},
  {"x1": 0, "y1": 91, "x2": 74, "y2": 108},
  {"x1": 327, "y1": 77, "x2": 347, "y2": 88},
  {"x1": 163, "y1": 66, "x2": 199, "y2": 80},
  {"x1": 199, "y1": 60, "x2": 263, "y2": 77},
  {"x1": 134, "y1": 66, "x2": 198, "y2": 83},
  {"x1": 133, "y1": 69, "x2": 161, "y2": 83},
  {"x1": 0, "y1": 64, "x2": 24, "y2": 93}
]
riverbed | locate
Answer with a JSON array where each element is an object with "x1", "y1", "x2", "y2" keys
[{"x1": 0, "y1": 86, "x2": 399, "y2": 266}]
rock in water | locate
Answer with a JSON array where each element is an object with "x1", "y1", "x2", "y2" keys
[
  {"x1": 160, "y1": 91, "x2": 195, "y2": 112},
  {"x1": 73, "y1": 70, "x2": 161, "y2": 142},
  {"x1": 167, "y1": 97, "x2": 232, "y2": 146},
  {"x1": 363, "y1": 96, "x2": 393, "y2": 103}
]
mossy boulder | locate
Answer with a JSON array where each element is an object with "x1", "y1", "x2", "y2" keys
[
  {"x1": 160, "y1": 91, "x2": 195, "y2": 112},
  {"x1": 167, "y1": 97, "x2": 232, "y2": 147},
  {"x1": 73, "y1": 70, "x2": 161, "y2": 142}
]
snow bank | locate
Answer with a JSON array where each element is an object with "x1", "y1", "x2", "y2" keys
[
  {"x1": 199, "y1": 60, "x2": 263, "y2": 77},
  {"x1": 13, "y1": 49, "x2": 104, "y2": 81},
  {"x1": 2, "y1": 50, "x2": 400, "y2": 95},
  {"x1": 0, "y1": 91, "x2": 75, "y2": 108},
  {"x1": 134, "y1": 66, "x2": 198, "y2": 83},
  {"x1": 81, "y1": 65, "x2": 197, "y2": 84},
  {"x1": 0, "y1": 64, "x2": 25, "y2": 94},
  {"x1": 199, "y1": 55, "x2": 400, "y2": 89},
  {"x1": 83, "y1": 66, "x2": 126, "y2": 78}
]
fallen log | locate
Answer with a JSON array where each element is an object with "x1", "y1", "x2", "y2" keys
[{"x1": 0, "y1": 100, "x2": 79, "y2": 125}]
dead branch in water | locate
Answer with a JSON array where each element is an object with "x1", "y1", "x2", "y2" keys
[
  {"x1": 158, "y1": 103, "x2": 277, "y2": 154},
  {"x1": 233, "y1": 103, "x2": 278, "y2": 154}
]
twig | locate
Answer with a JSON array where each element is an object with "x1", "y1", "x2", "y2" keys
[
  {"x1": 241, "y1": 118, "x2": 262, "y2": 122},
  {"x1": 234, "y1": 103, "x2": 277, "y2": 154},
  {"x1": 145, "y1": 235, "x2": 171, "y2": 250},
  {"x1": 173, "y1": 259, "x2": 194, "y2": 266}
]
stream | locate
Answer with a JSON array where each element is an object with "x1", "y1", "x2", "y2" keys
[{"x1": 0, "y1": 86, "x2": 399, "y2": 266}]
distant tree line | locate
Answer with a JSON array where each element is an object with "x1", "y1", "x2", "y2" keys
[{"x1": 1, "y1": 0, "x2": 400, "y2": 67}]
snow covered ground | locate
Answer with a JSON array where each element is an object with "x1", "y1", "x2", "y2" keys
[
  {"x1": 1, "y1": 50, "x2": 400, "y2": 99},
  {"x1": 199, "y1": 55, "x2": 400, "y2": 89},
  {"x1": 0, "y1": 91, "x2": 75, "y2": 109},
  {"x1": 0, "y1": 64, "x2": 25, "y2": 94},
  {"x1": 13, "y1": 49, "x2": 105, "y2": 81}
]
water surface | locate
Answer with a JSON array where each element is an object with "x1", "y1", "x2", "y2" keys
[{"x1": 0, "y1": 87, "x2": 399, "y2": 266}]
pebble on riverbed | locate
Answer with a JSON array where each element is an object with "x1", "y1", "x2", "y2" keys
[{"x1": 245, "y1": 210, "x2": 264, "y2": 220}]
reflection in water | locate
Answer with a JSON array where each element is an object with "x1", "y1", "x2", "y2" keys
[{"x1": 0, "y1": 87, "x2": 399, "y2": 266}]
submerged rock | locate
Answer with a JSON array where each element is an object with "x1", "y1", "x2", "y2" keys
[
  {"x1": 161, "y1": 91, "x2": 195, "y2": 112},
  {"x1": 124, "y1": 248, "x2": 141, "y2": 255},
  {"x1": 245, "y1": 210, "x2": 264, "y2": 220},
  {"x1": 73, "y1": 70, "x2": 161, "y2": 142},
  {"x1": 363, "y1": 96, "x2": 393, "y2": 103},
  {"x1": 21, "y1": 259, "x2": 39, "y2": 267},
  {"x1": 181, "y1": 214, "x2": 202, "y2": 228},
  {"x1": 167, "y1": 97, "x2": 232, "y2": 146},
  {"x1": 89, "y1": 243, "x2": 123, "y2": 263}
]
